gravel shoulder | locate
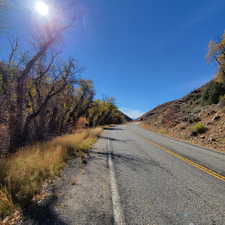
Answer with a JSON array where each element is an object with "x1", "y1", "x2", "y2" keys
[{"x1": 22, "y1": 135, "x2": 113, "y2": 225}]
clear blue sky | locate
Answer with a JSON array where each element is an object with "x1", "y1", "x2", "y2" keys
[{"x1": 1, "y1": 0, "x2": 225, "y2": 118}]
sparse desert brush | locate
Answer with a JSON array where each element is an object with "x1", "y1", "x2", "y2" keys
[
  {"x1": 191, "y1": 122, "x2": 208, "y2": 136},
  {"x1": 0, "y1": 127, "x2": 102, "y2": 220}
]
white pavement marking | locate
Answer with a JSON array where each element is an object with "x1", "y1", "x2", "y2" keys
[{"x1": 108, "y1": 138, "x2": 126, "y2": 225}]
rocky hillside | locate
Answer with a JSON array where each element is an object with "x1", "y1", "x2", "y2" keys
[
  {"x1": 119, "y1": 111, "x2": 133, "y2": 122},
  {"x1": 140, "y1": 82, "x2": 225, "y2": 152}
]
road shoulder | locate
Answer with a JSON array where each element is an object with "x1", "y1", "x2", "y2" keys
[{"x1": 23, "y1": 135, "x2": 113, "y2": 225}]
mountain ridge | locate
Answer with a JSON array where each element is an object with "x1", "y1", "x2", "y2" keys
[{"x1": 139, "y1": 80, "x2": 225, "y2": 152}]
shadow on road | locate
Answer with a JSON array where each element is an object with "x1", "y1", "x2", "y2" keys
[
  {"x1": 103, "y1": 127, "x2": 124, "y2": 131},
  {"x1": 89, "y1": 150, "x2": 161, "y2": 172},
  {"x1": 99, "y1": 136, "x2": 128, "y2": 143},
  {"x1": 23, "y1": 192, "x2": 68, "y2": 225}
]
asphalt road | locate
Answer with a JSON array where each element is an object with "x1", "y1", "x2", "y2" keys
[
  {"x1": 24, "y1": 123, "x2": 225, "y2": 225},
  {"x1": 103, "y1": 123, "x2": 225, "y2": 225}
]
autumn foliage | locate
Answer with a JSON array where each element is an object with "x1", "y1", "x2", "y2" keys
[{"x1": 0, "y1": 43, "x2": 128, "y2": 153}]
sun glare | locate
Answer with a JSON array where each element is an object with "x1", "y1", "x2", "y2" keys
[{"x1": 35, "y1": 1, "x2": 49, "y2": 16}]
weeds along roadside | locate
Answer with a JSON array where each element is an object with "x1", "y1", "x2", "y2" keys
[{"x1": 0, "y1": 127, "x2": 102, "y2": 222}]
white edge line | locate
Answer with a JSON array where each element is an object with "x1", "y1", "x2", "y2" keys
[{"x1": 108, "y1": 138, "x2": 126, "y2": 225}]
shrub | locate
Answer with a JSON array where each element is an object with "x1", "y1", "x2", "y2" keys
[
  {"x1": 201, "y1": 81, "x2": 225, "y2": 105},
  {"x1": 0, "y1": 128, "x2": 102, "y2": 220},
  {"x1": 191, "y1": 122, "x2": 207, "y2": 136}
]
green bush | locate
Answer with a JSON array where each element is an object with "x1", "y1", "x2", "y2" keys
[
  {"x1": 191, "y1": 122, "x2": 207, "y2": 136},
  {"x1": 201, "y1": 81, "x2": 225, "y2": 105}
]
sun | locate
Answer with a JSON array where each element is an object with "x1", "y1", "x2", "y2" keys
[{"x1": 35, "y1": 1, "x2": 49, "y2": 16}]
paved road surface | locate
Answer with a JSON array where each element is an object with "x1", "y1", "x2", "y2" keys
[
  {"x1": 25, "y1": 123, "x2": 225, "y2": 225},
  {"x1": 102, "y1": 123, "x2": 225, "y2": 225}
]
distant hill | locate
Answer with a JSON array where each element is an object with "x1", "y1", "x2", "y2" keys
[
  {"x1": 119, "y1": 111, "x2": 133, "y2": 122},
  {"x1": 139, "y1": 83, "x2": 207, "y2": 122},
  {"x1": 139, "y1": 81, "x2": 225, "y2": 152}
]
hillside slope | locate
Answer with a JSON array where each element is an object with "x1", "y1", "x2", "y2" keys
[
  {"x1": 119, "y1": 111, "x2": 133, "y2": 122},
  {"x1": 140, "y1": 82, "x2": 225, "y2": 152}
]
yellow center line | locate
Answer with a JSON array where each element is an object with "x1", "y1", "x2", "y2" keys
[{"x1": 134, "y1": 132, "x2": 225, "y2": 183}]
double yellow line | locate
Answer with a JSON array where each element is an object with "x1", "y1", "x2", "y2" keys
[{"x1": 135, "y1": 132, "x2": 225, "y2": 183}]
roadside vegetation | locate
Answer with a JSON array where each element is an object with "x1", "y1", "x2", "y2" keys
[
  {"x1": 0, "y1": 1, "x2": 130, "y2": 154},
  {"x1": 0, "y1": 2, "x2": 131, "y2": 223},
  {"x1": 0, "y1": 42, "x2": 127, "y2": 153},
  {"x1": 201, "y1": 81, "x2": 225, "y2": 105},
  {"x1": 202, "y1": 31, "x2": 225, "y2": 105},
  {"x1": 191, "y1": 122, "x2": 207, "y2": 136},
  {"x1": 0, "y1": 128, "x2": 102, "y2": 221}
]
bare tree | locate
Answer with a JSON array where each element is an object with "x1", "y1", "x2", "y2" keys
[{"x1": 0, "y1": 0, "x2": 80, "y2": 149}]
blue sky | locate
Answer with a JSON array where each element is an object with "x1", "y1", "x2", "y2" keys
[{"x1": 1, "y1": 0, "x2": 225, "y2": 118}]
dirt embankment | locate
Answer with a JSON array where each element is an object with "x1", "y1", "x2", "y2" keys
[{"x1": 140, "y1": 85, "x2": 225, "y2": 152}]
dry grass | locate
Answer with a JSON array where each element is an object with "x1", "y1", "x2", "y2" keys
[
  {"x1": 0, "y1": 188, "x2": 15, "y2": 220},
  {"x1": 0, "y1": 128, "x2": 102, "y2": 220}
]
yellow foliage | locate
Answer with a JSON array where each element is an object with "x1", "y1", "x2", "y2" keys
[
  {"x1": 215, "y1": 71, "x2": 225, "y2": 84},
  {"x1": 191, "y1": 122, "x2": 207, "y2": 135},
  {"x1": 0, "y1": 127, "x2": 102, "y2": 220},
  {"x1": 0, "y1": 188, "x2": 15, "y2": 220}
]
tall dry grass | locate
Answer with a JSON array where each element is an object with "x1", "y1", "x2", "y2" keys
[{"x1": 0, "y1": 128, "x2": 102, "y2": 220}]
